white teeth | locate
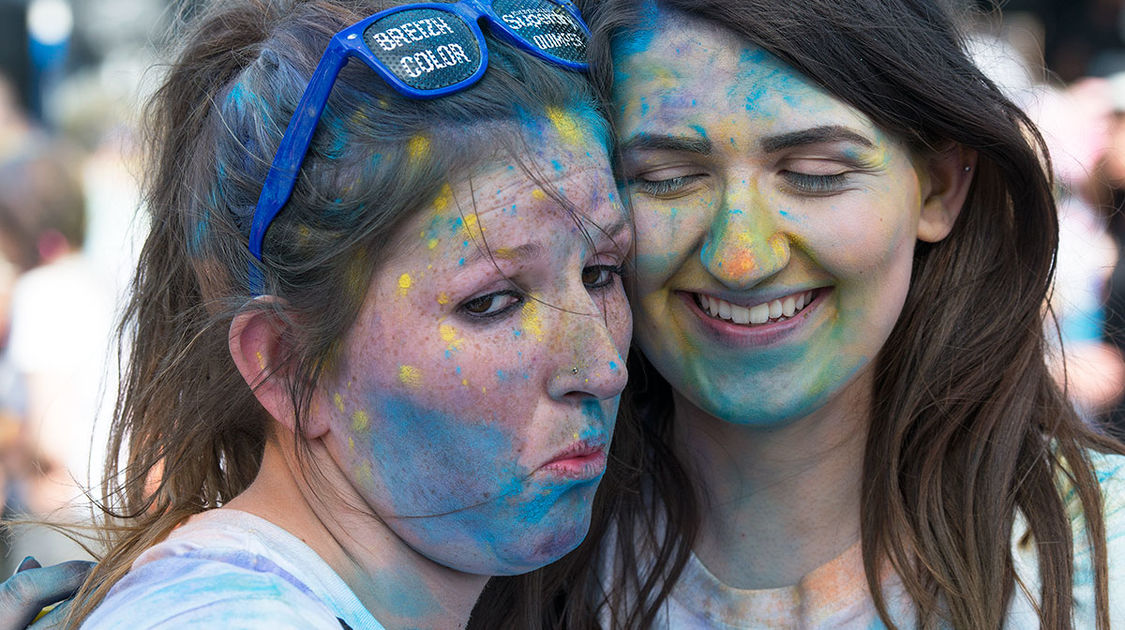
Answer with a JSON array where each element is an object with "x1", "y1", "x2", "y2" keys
[
  {"x1": 749, "y1": 303, "x2": 770, "y2": 324},
  {"x1": 697, "y1": 290, "x2": 817, "y2": 327}
]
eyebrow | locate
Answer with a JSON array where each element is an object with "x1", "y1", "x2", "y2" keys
[
  {"x1": 462, "y1": 217, "x2": 630, "y2": 267},
  {"x1": 619, "y1": 133, "x2": 713, "y2": 156},
  {"x1": 463, "y1": 240, "x2": 543, "y2": 266},
  {"x1": 760, "y1": 125, "x2": 875, "y2": 153}
]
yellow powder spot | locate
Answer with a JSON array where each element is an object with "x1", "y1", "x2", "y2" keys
[
  {"x1": 521, "y1": 300, "x2": 544, "y2": 341},
  {"x1": 532, "y1": 188, "x2": 547, "y2": 201},
  {"x1": 427, "y1": 238, "x2": 439, "y2": 250},
  {"x1": 256, "y1": 351, "x2": 266, "y2": 370},
  {"x1": 333, "y1": 393, "x2": 345, "y2": 412},
  {"x1": 546, "y1": 105, "x2": 585, "y2": 146},
  {"x1": 440, "y1": 324, "x2": 464, "y2": 352},
  {"x1": 407, "y1": 134, "x2": 430, "y2": 163},
  {"x1": 462, "y1": 379, "x2": 469, "y2": 387},
  {"x1": 355, "y1": 460, "x2": 373, "y2": 484},
  {"x1": 352, "y1": 410, "x2": 369, "y2": 431},
  {"x1": 432, "y1": 183, "x2": 453, "y2": 211},
  {"x1": 437, "y1": 292, "x2": 450, "y2": 305},
  {"x1": 482, "y1": 386, "x2": 487, "y2": 394},
  {"x1": 348, "y1": 437, "x2": 355, "y2": 451},
  {"x1": 398, "y1": 273, "x2": 413, "y2": 296},
  {"x1": 399, "y1": 365, "x2": 422, "y2": 387},
  {"x1": 297, "y1": 224, "x2": 312, "y2": 249},
  {"x1": 768, "y1": 233, "x2": 789, "y2": 263},
  {"x1": 462, "y1": 212, "x2": 484, "y2": 241}
]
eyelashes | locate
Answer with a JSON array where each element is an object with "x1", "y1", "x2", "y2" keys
[
  {"x1": 630, "y1": 171, "x2": 852, "y2": 198},
  {"x1": 457, "y1": 264, "x2": 626, "y2": 322}
]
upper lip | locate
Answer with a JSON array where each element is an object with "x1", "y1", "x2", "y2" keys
[
  {"x1": 679, "y1": 286, "x2": 826, "y2": 308},
  {"x1": 538, "y1": 436, "x2": 608, "y2": 469}
]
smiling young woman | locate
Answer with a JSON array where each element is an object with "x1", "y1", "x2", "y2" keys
[{"x1": 472, "y1": 0, "x2": 1125, "y2": 627}]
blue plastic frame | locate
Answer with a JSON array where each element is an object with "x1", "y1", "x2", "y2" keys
[{"x1": 247, "y1": 0, "x2": 590, "y2": 292}]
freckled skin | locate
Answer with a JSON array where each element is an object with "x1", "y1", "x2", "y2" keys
[
  {"x1": 317, "y1": 117, "x2": 633, "y2": 576},
  {"x1": 614, "y1": 13, "x2": 925, "y2": 427}
]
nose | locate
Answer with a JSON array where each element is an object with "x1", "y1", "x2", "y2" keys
[
  {"x1": 546, "y1": 301, "x2": 630, "y2": 403},
  {"x1": 700, "y1": 184, "x2": 790, "y2": 289}
]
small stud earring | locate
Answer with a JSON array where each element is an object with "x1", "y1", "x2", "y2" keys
[
  {"x1": 963, "y1": 165, "x2": 972, "y2": 172},
  {"x1": 572, "y1": 367, "x2": 580, "y2": 375}
]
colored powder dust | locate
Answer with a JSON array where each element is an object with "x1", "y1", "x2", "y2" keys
[
  {"x1": 407, "y1": 135, "x2": 430, "y2": 164},
  {"x1": 437, "y1": 292, "x2": 450, "y2": 305},
  {"x1": 399, "y1": 365, "x2": 422, "y2": 387},
  {"x1": 546, "y1": 106, "x2": 585, "y2": 146},
  {"x1": 521, "y1": 300, "x2": 544, "y2": 341},
  {"x1": 398, "y1": 273, "x2": 413, "y2": 296},
  {"x1": 532, "y1": 188, "x2": 547, "y2": 201},
  {"x1": 433, "y1": 184, "x2": 453, "y2": 211},
  {"x1": 333, "y1": 393, "x2": 346, "y2": 412},
  {"x1": 352, "y1": 410, "x2": 370, "y2": 431}
]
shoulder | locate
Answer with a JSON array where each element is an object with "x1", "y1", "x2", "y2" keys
[{"x1": 80, "y1": 551, "x2": 346, "y2": 630}]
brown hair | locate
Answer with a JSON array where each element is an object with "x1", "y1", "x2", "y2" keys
[
  {"x1": 474, "y1": 0, "x2": 1125, "y2": 628},
  {"x1": 57, "y1": 0, "x2": 608, "y2": 625}
]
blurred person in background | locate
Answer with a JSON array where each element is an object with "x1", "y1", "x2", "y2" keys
[{"x1": 0, "y1": 135, "x2": 112, "y2": 576}]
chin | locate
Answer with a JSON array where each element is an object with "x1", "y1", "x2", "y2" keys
[{"x1": 489, "y1": 518, "x2": 590, "y2": 576}]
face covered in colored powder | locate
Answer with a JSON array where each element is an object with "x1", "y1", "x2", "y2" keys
[
  {"x1": 316, "y1": 110, "x2": 631, "y2": 576},
  {"x1": 613, "y1": 8, "x2": 939, "y2": 427}
]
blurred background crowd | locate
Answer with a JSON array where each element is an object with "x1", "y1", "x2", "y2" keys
[{"x1": 2, "y1": 0, "x2": 1125, "y2": 576}]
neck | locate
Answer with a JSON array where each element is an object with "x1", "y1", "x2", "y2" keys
[
  {"x1": 226, "y1": 436, "x2": 486, "y2": 630},
  {"x1": 675, "y1": 371, "x2": 870, "y2": 589}
]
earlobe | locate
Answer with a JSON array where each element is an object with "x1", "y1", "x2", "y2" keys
[
  {"x1": 229, "y1": 300, "x2": 329, "y2": 439},
  {"x1": 917, "y1": 144, "x2": 977, "y2": 243}
]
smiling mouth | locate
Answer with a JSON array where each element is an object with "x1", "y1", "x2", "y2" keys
[{"x1": 694, "y1": 289, "x2": 819, "y2": 326}]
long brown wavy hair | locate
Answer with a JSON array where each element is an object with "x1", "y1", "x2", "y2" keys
[
  {"x1": 472, "y1": 0, "x2": 1125, "y2": 628},
  {"x1": 50, "y1": 0, "x2": 610, "y2": 626}
]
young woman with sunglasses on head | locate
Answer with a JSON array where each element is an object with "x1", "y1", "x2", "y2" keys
[
  {"x1": 475, "y1": 0, "x2": 1125, "y2": 627},
  {"x1": 7, "y1": 0, "x2": 633, "y2": 628}
]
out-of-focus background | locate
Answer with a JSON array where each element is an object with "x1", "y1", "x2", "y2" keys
[{"x1": 2, "y1": 0, "x2": 1125, "y2": 574}]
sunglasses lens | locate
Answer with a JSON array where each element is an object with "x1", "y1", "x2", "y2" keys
[
  {"x1": 364, "y1": 9, "x2": 483, "y2": 90},
  {"x1": 491, "y1": 0, "x2": 588, "y2": 64}
]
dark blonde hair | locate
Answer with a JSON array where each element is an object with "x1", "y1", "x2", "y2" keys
[
  {"x1": 62, "y1": 0, "x2": 609, "y2": 625},
  {"x1": 474, "y1": 0, "x2": 1125, "y2": 628}
]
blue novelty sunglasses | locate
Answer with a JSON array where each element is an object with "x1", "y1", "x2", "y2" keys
[{"x1": 248, "y1": 0, "x2": 591, "y2": 292}]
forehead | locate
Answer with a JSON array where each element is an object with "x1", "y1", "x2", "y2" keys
[
  {"x1": 393, "y1": 112, "x2": 624, "y2": 257},
  {"x1": 611, "y1": 10, "x2": 875, "y2": 137}
]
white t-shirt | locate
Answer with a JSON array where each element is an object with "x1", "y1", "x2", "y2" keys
[
  {"x1": 82, "y1": 509, "x2": 385, "y2": 630},
  {"x1": 599, "y1": 451, "x2": 1125, "y2": 629}
]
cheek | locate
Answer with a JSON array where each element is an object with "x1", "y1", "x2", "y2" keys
[{"x1": 633, "y1": 198, "x2": 714, "y2": 285}]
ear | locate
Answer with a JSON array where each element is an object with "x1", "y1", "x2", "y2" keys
[
  {"x1": 229, "y1": 300, "x2": 329, "y2": 439},
  {"x1": 917, "y1": 144, "x2": 977, "y2": 243}
]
